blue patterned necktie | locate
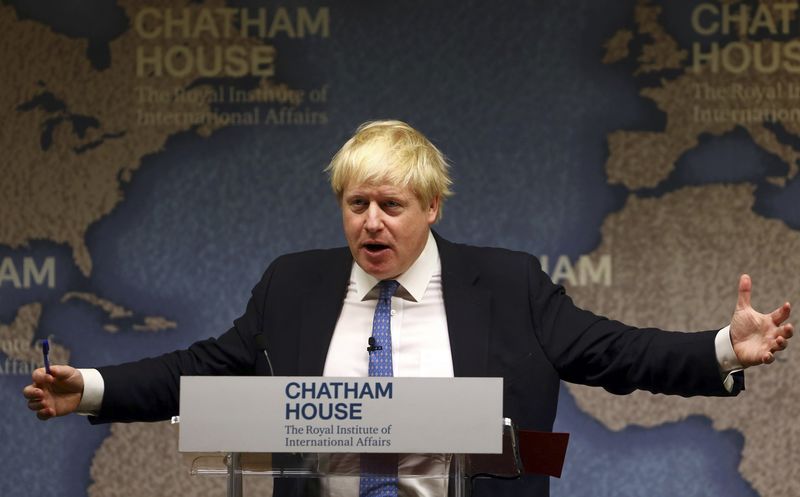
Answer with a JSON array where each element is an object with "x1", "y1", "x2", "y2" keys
[{"x1": 360, "y1": 280, "x2": 400, "y2": 497}]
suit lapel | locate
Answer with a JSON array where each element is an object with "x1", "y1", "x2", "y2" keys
[
  {"x1": 297, "y1": 248, "x2": 353, "y2": 375},
  {"x1": 436, "y1": 233, "x2": 492, "y2": 378},
  {"x1": 293, "y1": 236, "x2": 492, "y2": 377}
]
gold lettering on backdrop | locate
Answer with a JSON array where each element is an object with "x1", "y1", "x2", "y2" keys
[
  {"x1": 0, "y1": 257, "x2": 56, "y2": 289},
  {"x1": 134, "y1": 7, "x2": 329, "y2": 78},
  {"x1": 690, "y1": 2, "x2": 800, "y2": 74},
  {"x1": 134, "y1": 7, "x2": 329, "y2": 39}
]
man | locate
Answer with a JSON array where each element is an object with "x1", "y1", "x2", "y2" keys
[{"x1": 24, "y1": 120, "x2": 793, "y2": 496}]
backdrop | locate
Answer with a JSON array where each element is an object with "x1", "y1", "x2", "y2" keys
[{"x1": 1, "y1": 1, "x2": 799, "y2": 496}]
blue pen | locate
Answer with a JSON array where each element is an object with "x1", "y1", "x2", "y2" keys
[{"x1": 42, "y1": 338, "x2": 51, "y2": 375}]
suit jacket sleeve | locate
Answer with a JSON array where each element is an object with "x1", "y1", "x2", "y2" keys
[
  {"x1": 89, "y1": 259, "x2": 279, "y2": 424},
  {"x1": 525, "y1": 254, "x2": 741, "y2": 396}
]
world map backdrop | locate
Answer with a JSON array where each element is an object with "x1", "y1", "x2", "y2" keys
[{"x1": 1, "y1": 1, "x2": 799, "y2": 496}]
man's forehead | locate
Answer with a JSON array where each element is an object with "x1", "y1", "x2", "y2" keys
[{"x1": 343, "y1": 182, "x2": 414, "y2": 198}]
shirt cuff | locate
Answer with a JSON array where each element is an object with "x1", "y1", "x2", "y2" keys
[
  {"x1": 76, "y1": 368, "x2": 104, "y2": 416},
  {"x1": 715, "y1": 325, "x2": 744, "y2": 392}
]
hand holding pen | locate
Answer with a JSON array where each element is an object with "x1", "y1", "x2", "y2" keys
[{"x1": 22, "y1": 361, "x2": 84, "y2": 421}]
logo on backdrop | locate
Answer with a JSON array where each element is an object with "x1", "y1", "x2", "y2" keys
[{"x1": 132, "y1": 5, "x2": 331, "y2": 127}]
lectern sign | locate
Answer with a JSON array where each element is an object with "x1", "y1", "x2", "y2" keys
[{"x1": 179, "y1": 376, "x2": 503, "y2": 454}]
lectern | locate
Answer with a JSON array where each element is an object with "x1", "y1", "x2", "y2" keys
[{"x1": 178, "y1": 376, "x2": 568, "y2": 497}]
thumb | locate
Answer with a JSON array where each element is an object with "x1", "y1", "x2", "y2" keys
[
  {"x1": 48, "y1": 365, "x2": 81, "y2": 388},
  {"x1": 736, "y1": 274, "x2": 752, "y2": 310},
  {"x1": 48, "y1": 365, "x2": 72, "y2": 379}
]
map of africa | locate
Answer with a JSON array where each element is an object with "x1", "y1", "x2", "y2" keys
[{"x1": 568, "y1": 3, "x2": 800, "y2": 496}]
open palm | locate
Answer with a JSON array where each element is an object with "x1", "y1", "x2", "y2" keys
[{"x1": 730, "y1": 274, "x2": 793, "y2": 367}]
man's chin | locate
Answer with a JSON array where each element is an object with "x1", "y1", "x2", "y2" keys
[
  {"x1": 364, "y1": 266, "x2": 399, "y2": 281},
  {"x1": 356, "y1": 258, "x2": 400, "y2": 281}
]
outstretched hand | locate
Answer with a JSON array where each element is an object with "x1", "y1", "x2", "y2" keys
[
  {"x1": 22, "y1": 365, "x2": 84, "y2": 420},
  {"x1": 730, "y1": 274, "x2": 793, "y2": 367}
]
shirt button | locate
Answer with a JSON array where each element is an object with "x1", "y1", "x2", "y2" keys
[{"x1": 390, "y1": 309, "x2": 397, "y2": 316}]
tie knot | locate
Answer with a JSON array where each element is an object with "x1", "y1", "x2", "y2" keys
[{"x1": 378, "y1": 280, "x2": 400, "y2": 300}]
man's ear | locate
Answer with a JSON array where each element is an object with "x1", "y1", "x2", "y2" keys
[{"x1": 427, "y1": 195, "x2": 440, "y2": 224}]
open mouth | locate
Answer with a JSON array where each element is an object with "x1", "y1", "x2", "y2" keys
[{"x1": 364, "y1": 243, "x2": 390, "y2": 253}]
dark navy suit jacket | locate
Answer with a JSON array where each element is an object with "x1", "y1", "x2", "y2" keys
[{"x1": 92, "y1": 234, "x2": 741, "y2": 496}]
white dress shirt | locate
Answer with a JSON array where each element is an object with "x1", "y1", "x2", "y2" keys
[
  {"x1": 324, "y1": 231, "x2": 453, "y2": 378},
  {"x1": 321, "y1": 232, "x2": 452, "y2": 497}
]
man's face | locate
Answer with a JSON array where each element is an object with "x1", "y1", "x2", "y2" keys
[{"x1": 342, "y1": 182, "x2": 439, "y2": 280}]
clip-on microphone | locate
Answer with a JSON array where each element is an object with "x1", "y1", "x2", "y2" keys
[{"x1": 254, "y1": 333, "x2": 275, "y2": 376}]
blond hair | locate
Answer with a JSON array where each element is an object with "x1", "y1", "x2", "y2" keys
[{"x1": 325, "y1": 120, "x2": 453, "y2": 221}]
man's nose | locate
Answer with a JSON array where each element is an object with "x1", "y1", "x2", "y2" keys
[{"x1": 364, "y1": 203, "x2": 383, "y2": 231}]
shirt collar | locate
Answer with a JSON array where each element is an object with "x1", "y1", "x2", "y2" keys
[{"x1": 352, "y1": 231, "x2": 439, "y2": 302}]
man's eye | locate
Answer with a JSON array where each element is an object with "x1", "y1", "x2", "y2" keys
[
  {"x1": 384, "y1": 201, "x2": 400, "y2": 208},
  {"x1": 349, "y1": 199, "x2": 368, "y2": 211}
]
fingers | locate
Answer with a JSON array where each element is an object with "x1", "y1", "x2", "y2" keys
[
  {"x1": 22, "y1": 384, "x2": 43, "y2": 401},
  {"x1": 36, "y1": 408, "x2": 55, "y2": 421},
  {"x1": 23, "y1": 385, "x2": 46, "y2": 405},
  {"x1": 736, "y1": 274, "x2": 752, "y2": 310},
  {"x1": 772, "y1": 322, "x2": 793, "y2": 343},
  {"x1": 48, "y1": 364, "x2": 74, "y2": 380},
  {"x1": 770, "y1": 302, "x2": 792, "y2": 326},
  {"x1": 768, "y1": 324, "x2": 792, "y2": 358},
  {"x1": 25, "y1": 392, "x2": 57, "y2": 420},
  {"x1": 31, "y1": 367, "x2": 52, "y2": 385},
  {"x1": 23, "y1": 384, "x2": 53, "y2": 419},
  {"x1": 779, "y1": 323, "x2": 793, "y2": 342}
]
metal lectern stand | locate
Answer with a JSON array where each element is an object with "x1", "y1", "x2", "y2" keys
[{"x1": 182, "y1": 418, "x2": 563, "y2": 497}]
